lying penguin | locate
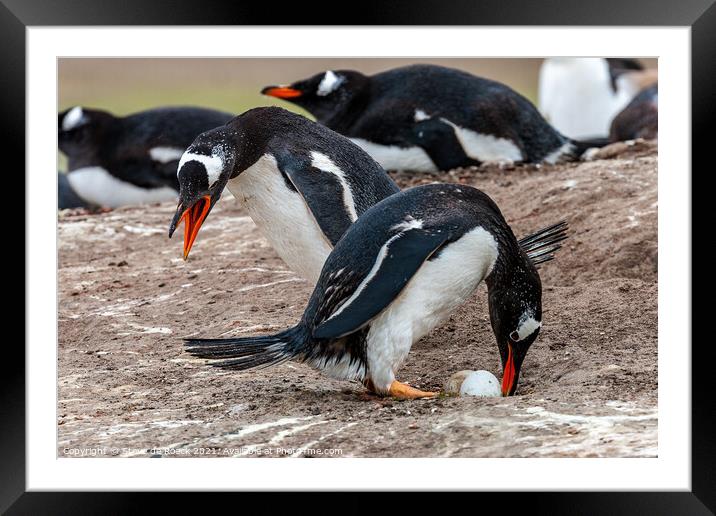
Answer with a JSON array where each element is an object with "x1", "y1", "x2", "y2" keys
[
  {"x1": 185, "y1": 183, "x2": 567, "y2": 399},
  {"x1": 58, "y1": 105, "x2": 233, "y2": 208},
  {"x1": 262, "y1": 64, "x2": 606, "y2": 172},
  {"x1": 609, "y1": 84, "x2": 658, "y2": 142}
]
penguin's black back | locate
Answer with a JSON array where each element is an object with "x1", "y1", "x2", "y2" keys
[
  {"x1": 64, "y1": 106, "x2": 234, "y2": 190},
  {"x1": 233, "y1": 107, "x2": 399, "y2": 214},
  {"x1": 118, "y1": 106, "x2": 233, "y2": 149},
  {"x1": 303, "y1": 183, "x2": 521, "y2": 325},
  {"x1": 349, "y1": 65, "x2": 568, "y2": 163}
]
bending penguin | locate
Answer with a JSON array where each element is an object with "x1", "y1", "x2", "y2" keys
[
  {"x1": 168, "y1": 106, "x2": 399, "y2": 283},
  {"x1": 59, "y1": 105, "x2": 233, "y2": 208},
  {"x1": 185, "y1": 183, "x2": 568, "y2": 399},
  {"x1": 262, "y1": 64, "x2": 606, "y2": 172}
]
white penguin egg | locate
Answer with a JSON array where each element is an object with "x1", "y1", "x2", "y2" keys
[
  {"x1": 459, "y1": 370, "x2": 501, "y2": 397},
  {"x1": 444, "y1": 370, "x2": 474, "y2": 396}
]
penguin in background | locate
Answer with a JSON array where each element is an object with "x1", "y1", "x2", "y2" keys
[
  {"x1": 58, "y1": 105, "x2": 233, "y2": 208},
  {"x1": 185, "y1": 183, "x2": 568, "y2": 399},
  {"x1": 538, "y1": 58, "x2": 657, "y2": 139},
  {"x1": 168, "y1": 106, "x2": 399, "y2": 284},
  {"x1": 609, "y1": 84, "x2": 658, "y2": 142},
  {"x1": 262, "y1": 64, "x2": 607, "y2": 172}
]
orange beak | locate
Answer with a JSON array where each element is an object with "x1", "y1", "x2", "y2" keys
[
  {"x1": 262, "y1": 86, "x2": 303, "y2": 99},
  {"x1": 179, "y1": 195, "x2": 211, "y2": 260},
  {"x1": 501, "y1": 344, "x2": 517, "y2": 397}
]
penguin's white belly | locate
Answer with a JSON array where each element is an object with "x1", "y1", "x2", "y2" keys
[
  {"x1": 227, "y1": 154, "x2": 332, "y2": 284},
  {"x1": 539, "y1": 58, "x2": 628, "y2": 139},
  {"x1": 66, "y1": 166, "x2": 177, "y2": 208},
  {"x1": 349, "y1": 138, "x2": 437, "y2": 172},
  {"x1": 439, "y1": 119, "x2": 524, "y2": 163},
  {"x1": 365, "y1": 226, "x2": 499, "y2": 390},
  {"x1": 542, "y1": 86, "x2": 617, "y2": 138}
]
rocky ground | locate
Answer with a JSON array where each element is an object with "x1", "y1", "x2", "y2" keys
[{"x1": 57, "y1": 140, "x2": 657, "y2": 458}]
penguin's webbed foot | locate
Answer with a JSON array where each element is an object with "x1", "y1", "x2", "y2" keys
[{"x1": 387, "y1": 380, "x2": 438, "y2": 400}]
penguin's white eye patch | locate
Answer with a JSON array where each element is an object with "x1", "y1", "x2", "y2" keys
[
  {"x1": 62, "y1": 106, "x2": 87, "y2": 131},
  {"x1": 512, "y1": 315, "x2": 541, "y2": 341},
  {"x1": 177, "y1": 151, "x2": 224, "y2": 186},
  {"x1": 317, "y1": 70, "x2": 344, "y2": 97}
]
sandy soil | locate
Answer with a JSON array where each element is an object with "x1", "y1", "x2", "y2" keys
[{"x1": 58, "y1": 140, "x2": 657, "y2": 458}]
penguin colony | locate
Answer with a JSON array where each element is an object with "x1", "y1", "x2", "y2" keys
[{"x1": 59, "y1": 61, "x2": 656, "y2": 399}]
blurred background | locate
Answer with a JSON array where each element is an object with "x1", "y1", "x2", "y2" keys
[
  {"x1": 58, "y1": 57, "x2": 657, "y2": 170},
  {"x1": 58, "y1": 57, "x2": 657, "y2": 114}
]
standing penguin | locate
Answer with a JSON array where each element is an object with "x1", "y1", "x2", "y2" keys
[
  {"x1": 262, "y1": 64, "x2": 606, "y2": 172},
  {"x1": 58, "y1": 106, "x2": 233, "y2": 208},
  {"x1": 538, "y1": 58, "x2": 656, "y2": 139},
  {"x1": 185, "y1": 183, "x2": 568, "y2": 398},
  {"x1": 168, "y1": 106, "x2": 399, "y2": 283}
]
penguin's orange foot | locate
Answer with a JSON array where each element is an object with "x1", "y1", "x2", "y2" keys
[{"x1": 388, "y1": 380, "x2": 438, "y2": 399}]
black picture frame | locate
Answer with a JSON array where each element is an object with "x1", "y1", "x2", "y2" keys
[{"x1": 4, "y1": 0, "x2": 710, "y2": 512}]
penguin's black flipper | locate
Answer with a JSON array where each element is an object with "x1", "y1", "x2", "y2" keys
[
  {"x1": 276, "y1": 153, "x2": 357, "y2": 245},
  {"x1": 410, "y1": 118, "x2": 481, "y2": 171},
  {"x1": 313, "y1": 229, "x2": 447, "y2": 339}
]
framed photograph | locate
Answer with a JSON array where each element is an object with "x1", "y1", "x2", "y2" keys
[{"x1": 6, "y1": 0, "x2": 710, "y2": 511}]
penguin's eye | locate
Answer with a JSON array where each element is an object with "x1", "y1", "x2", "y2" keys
[{"x1": 510, "y1": 330, "x2": 520, "y2": 342}]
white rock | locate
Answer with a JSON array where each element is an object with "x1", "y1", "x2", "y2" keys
[{"x1": 459, "y1": 370, "x2": 501, "y2": 397}]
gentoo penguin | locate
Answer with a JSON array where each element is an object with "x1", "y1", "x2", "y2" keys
[
  {"x1": 168, "y1": 106, "x2": 399, "y2": 283},
  {"x1": 261, "y1": 64, "x2": 605, "y2": 172},
  {"x1": 538, "y1": 58, "x2": 657, "y2": 139},
  {"x1": 58, "y1": 106, "x2": 233, "y2": 208},
  {"x1": 185, "y1": 183, "x2": 568, "y2": 399},
  {"x1": 609, "y1": 84, "x2": 658, "y2": 142}
]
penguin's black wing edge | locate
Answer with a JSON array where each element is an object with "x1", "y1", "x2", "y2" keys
[
  {"x1": 277, "y1": 153, "x2": 356, "y2": 245},
  {"x1": 313, "y1": 228, "x2": 448, "y2": 339}
]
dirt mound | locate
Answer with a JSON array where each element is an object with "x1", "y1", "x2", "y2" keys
[{"x1": 58, "y1": 141, "x2": 657, "y2": 458}]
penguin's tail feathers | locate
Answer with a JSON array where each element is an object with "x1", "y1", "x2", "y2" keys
[
  {"x1": 518, "y1": 220, "x2": 569, "y2": 267},
  {"x1": 565, "y1": 136, "x2": 611, "y2": 160},
  {"x1": 184, "y1": 325, "x2": 309, "y2": 371}
]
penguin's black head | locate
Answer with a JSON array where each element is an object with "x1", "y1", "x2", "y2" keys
[
  {"x1": 58, "y1": 106, "x2": 116, "y2": 158},
  {"x1": 261, "y1": 70, "x2": 369, "y2": 123},
  {"x1": 168, "y1": 126, "x2": 237, "y2": 260},
  {"x1": 487, "y1": 262, "x2": 543, "y2": 396}
]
